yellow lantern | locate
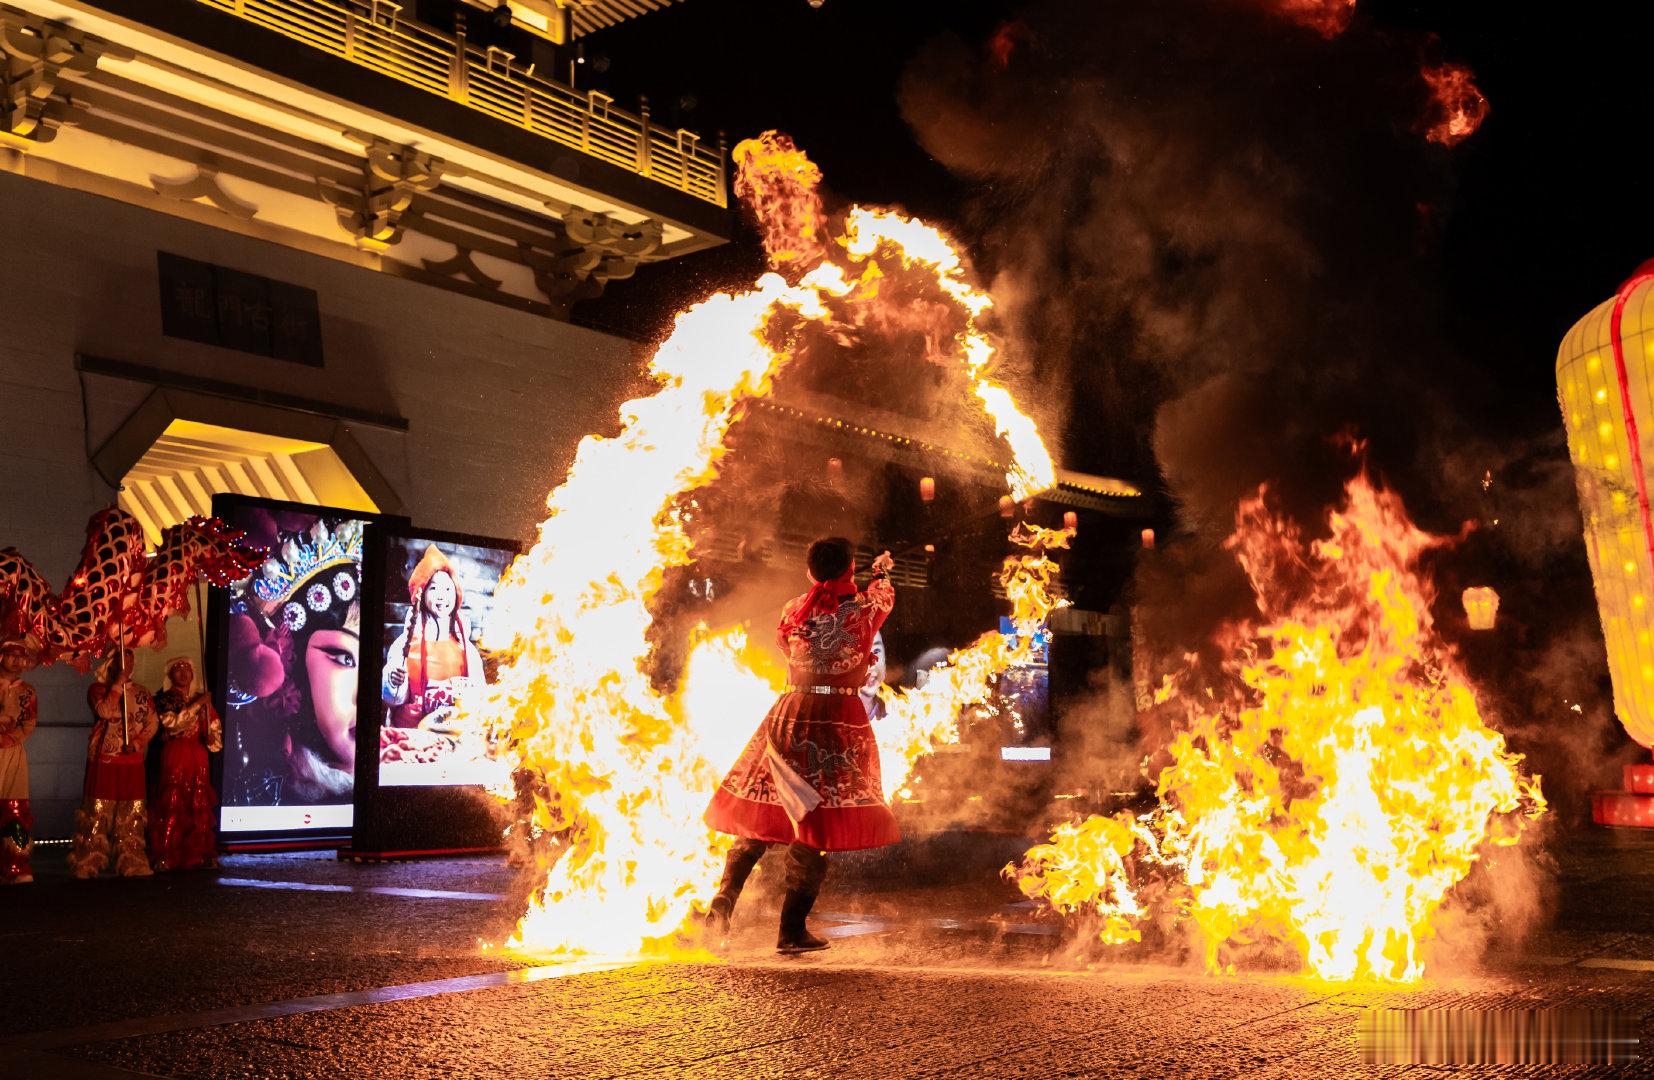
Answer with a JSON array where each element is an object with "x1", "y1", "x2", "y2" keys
[
  {"x1": 1558, "y1": 261, "x2": 1654, "y2": 746},
  {"x1": 1461, "y1": 586, "x2": 1499, "y2": 631}
]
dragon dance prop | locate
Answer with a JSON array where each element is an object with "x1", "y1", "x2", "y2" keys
[{"x1": 0, "y1": 508, "x2": 264, "y2": 670}]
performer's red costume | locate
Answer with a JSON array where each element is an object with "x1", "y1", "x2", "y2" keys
[
  {"x1": 149, "y1": 658, "x2": 223, "y2": 871},
  {"x1": 704, "y1": 542, "x2": 900, "y2": 953},
  {"x1": 706, "y1": 569, "x2": 901, "y2": 851}
]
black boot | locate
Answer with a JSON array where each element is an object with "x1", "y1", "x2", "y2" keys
[
  {"x1": 704, "y1": 840, "x2": 766, "y2": 946},
  {"x1": 704, "y1": 894, "x2": 734, "y2": 944},
  {"x1": 776, "y1": 889, "x2": 828, "y2": 954}
]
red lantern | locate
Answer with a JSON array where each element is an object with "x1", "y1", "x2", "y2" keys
[
  {"x1": 1063, "y1": 511, "x2": 1078, "y2": 534},
  {"x1": 827, "y1": 457, "x2": 843, "y2": 480},
  {"x1": 1141, "y1": 528, "x2": 1155, "y2": 550},
  {"x1": 919, "y1": 476, "x2": 936, "y2": 502},
  {"x1": 998, "y1": 495, "x2": 1015, "y2": 518}
]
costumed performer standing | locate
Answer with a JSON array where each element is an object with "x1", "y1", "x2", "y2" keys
[
  {"x1": 149, "y1": 658, "x2": 223, "y2": 871},
  {"x1": 0, "y1": 636, "x2": 40, "y2": 884},
  {"x1": 68, "y1": 647, "x2": 160, "y2": 878},
  {"x1": 704, "y1": 537, "x2": 901, "y2": 953}
]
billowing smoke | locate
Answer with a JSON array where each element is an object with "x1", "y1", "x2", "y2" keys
[{"x1": 898, "y1": 1, "x2": 1620, "y2": 826}]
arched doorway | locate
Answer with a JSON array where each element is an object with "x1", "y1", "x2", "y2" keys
[{"x1": 94, "y1": 390, "x2": 401, "y2": 688}]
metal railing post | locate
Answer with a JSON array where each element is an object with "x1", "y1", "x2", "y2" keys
[
  {"x1": 636, "y1": 95, "x2": 650, "y2": 177},
  {"x1": 716, "y1": 131, "x2": 728, "y2": 207},
  {"x1": 449, "y1": 29, "x2": 468, "y2": 103},
  {"x1": 676, "y1": 129, "x2": 698, "y2": 193}
]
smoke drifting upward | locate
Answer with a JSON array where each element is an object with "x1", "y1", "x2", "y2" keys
[{"x1": 899, "y1": 0, "x2": 1623, "y2": 814}]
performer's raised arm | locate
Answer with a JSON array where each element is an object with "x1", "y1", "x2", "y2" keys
[{"x1": 862, "y1": 550, "x2": 895, "y2": 634}]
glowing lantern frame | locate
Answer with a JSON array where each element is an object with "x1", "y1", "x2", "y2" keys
[{"x1": 1558, "y1": 262, "x2": 1654, "y2": 747}]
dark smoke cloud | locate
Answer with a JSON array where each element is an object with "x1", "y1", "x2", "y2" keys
[{"x1": 898, "y1": 0, "x2": 1624, "y2": 822}]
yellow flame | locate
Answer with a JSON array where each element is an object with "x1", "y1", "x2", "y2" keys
[
  {"x1": 1011, "y1": 470, "x2": 1545, "y2": 983},
  {"x1": 465, "y1": 138, "x2": 1061, "y2": 957},
  {"x1": 875, "y1": 524, "x2": 1070, "y2": 801},
  {"x1": 842, "y1": 209, "x2": 1055, "y2": 500},
  {"x1": 732, "y1": 130, "x2": 827, "y2": 269}
]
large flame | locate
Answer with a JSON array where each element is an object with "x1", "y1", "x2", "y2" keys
[
  {"x1": 1012, "y1": 465, "x2": 1545, "y2": 983},
  {"x1": 467, "y1": 133, "x2": 1058, "y2": 956}
]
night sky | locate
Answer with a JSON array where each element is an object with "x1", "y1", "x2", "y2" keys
[{"x1": 578, "y1": 0, "x2": 1650, "y2": 449}]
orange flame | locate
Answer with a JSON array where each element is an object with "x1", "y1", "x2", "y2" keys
[
  {"x1": 732, "y1": 130, "x2": 828, "y2": 270},
  {"x1": 1422, "y1": 62, "x2": 1489, "y2": 147},
  {"x1": 463, "y1": 136, "x2": 1058, "y2": 958},
  {"x1": 1011, "y1": 466, "x2": 1545, "y2": 983},
  {"x1": 875, "y1": 524, "x2": 1070, "y2": 801}
]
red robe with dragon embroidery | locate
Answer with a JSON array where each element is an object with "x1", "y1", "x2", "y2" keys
[{"x1": 705, "y1": 573, "x2": 901, "y2": 852}]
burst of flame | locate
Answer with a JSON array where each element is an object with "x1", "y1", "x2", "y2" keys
[
  {"x1": 465, "y1": 134, "x2": 1059, "y2": 957},
  {"x1": 1422, "y1": 62, "x2": 1489, "y2": 147},
  {"x1": 732, "y1": 130, "x2": 828, "y2": 269},
  {"x1": 875, "y1": 524, "x2": 1070, "y2": 801},
  {"x1": 840, "y1": 211, "x2": 1055, "y2": 499},
  {"x1": 1011, "y1": 467, "x2": 1545, "y2": 983}
]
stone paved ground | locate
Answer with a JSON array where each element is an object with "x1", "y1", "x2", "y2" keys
[{"x1": 3, "y1": 827, "x2": 1654, "y2": 1078}]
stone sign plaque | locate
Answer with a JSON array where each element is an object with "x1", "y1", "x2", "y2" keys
[{"x1": 157, "y1": 251, "x2": 323, "y2": 366}]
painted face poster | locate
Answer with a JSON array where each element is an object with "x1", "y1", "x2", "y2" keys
[{"x1": 218, "y1": 504, "x2": 367, "y2": 836}]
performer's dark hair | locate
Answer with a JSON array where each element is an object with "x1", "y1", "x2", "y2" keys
[{"x1": 806, "y1": 536, "x2": 854, "y2": 582}]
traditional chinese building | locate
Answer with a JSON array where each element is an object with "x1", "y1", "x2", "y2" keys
[{"x1": 0, "y1": 0, "x2": 726, "y2": 835}]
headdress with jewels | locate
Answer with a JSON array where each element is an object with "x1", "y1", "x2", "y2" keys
[{"x1": 249, "y1": 519, "x2": 362, "y2": 639}]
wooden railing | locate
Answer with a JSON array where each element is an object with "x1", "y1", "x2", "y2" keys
[{"x1": 193, "y1": 0, "x2": 727, "y2": 207}]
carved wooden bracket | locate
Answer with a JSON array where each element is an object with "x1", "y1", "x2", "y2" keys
[
  {"x1": 0, "y1": 11, "x2": 122, "y2": 148},
  {"x1": 151, "y1": 164, "x2": 259, "y2": 219},
  {"x1": 421, "y1": 245, "x2": 503, "y2": 291},
  {"x1": 527, "y1": 209, "x2": 663, "y2": 304},
  {"x1": 321, "y1": 139, "x2": 444, "y2": 250}
]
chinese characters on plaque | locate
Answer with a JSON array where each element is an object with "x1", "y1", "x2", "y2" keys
[{"x1": 157, "y1": 252, "x2": 323, "y2": 366}]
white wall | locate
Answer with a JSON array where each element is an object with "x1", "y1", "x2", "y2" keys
[{"x1": 0, "y1": 169, "x2": 644, "y2": 835}]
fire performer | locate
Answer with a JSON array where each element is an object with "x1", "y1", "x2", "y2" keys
[
  {"x1": 704, "y1": 538, "x2": 901, "y2": 953},
  {"x1": 68, "y1": 647, "x2": 160, "y2": 878}
]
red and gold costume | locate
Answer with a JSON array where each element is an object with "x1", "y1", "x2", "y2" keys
[
  {"x1": 705, "y1": 568, "x2": 901, "y2": 852},
  {"x1": 0, "y1": 637, "x2": 40, "y2": 884},
  {"x1": 149, "y1": 658, "x2": 223, "y2": 871},
  {"x1": 67, "y1": 654, "x2": 160, "y2": 878}
]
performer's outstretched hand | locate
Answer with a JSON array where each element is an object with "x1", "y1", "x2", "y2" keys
[{"x1": 871, "y1": 550, "x2": 894, "y2": 575}]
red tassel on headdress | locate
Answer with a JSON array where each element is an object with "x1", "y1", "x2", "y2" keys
[{"x1": 777, "y1": 566, "x2": 857, "y2": 642}]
